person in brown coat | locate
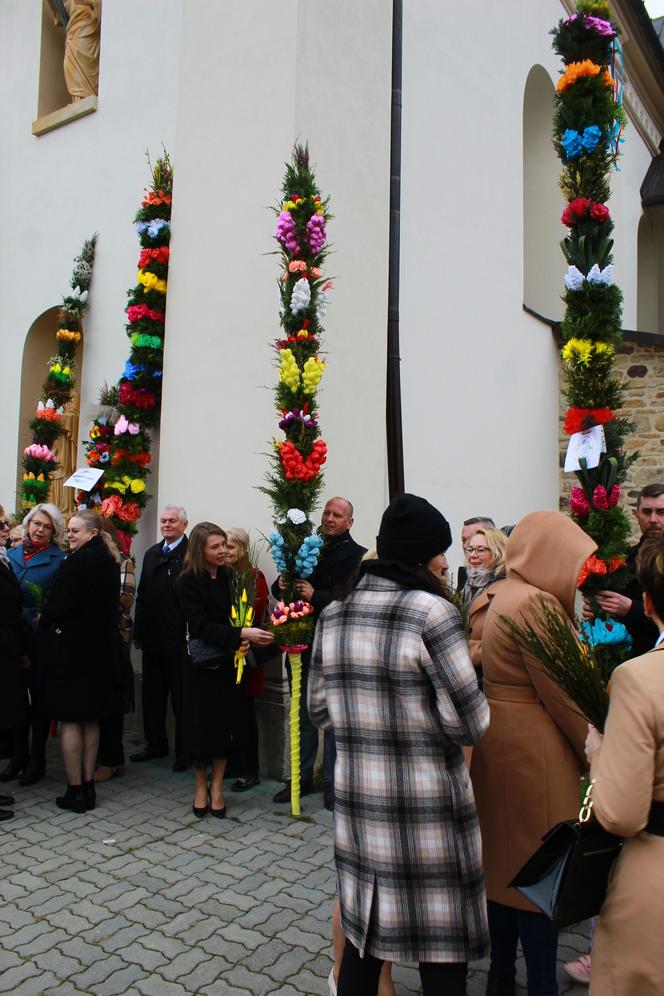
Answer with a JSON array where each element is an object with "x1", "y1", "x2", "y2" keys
[
  {"x1": 471, "y1": 510, "x2": 595, "y2": 996},
  {"x1": 584, "y1": 536, "x2": 664, "y2": 996}
]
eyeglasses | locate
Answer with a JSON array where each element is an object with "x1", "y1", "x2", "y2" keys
[{"x1": 463, "y1": 546, "x2": 490, "y2": 556}]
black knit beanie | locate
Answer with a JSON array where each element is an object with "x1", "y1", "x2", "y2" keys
[{"x1": 376, "y1": 493, "x2": 452, "y2": 565}]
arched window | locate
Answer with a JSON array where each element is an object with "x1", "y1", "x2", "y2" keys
[
  {"x1": 637, "y1": 207, "x2": 664, "y2": 333},
  {"x1": 523, "y1": 65, "x2": 563, "y2": 321}
]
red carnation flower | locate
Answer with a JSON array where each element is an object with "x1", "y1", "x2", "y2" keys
[
  {"x1": 563, "y1": 407, "x2": 615, "y2": 435},
  {"x1": 589, "y1": 202, "x2": 610, "y2": 223}
]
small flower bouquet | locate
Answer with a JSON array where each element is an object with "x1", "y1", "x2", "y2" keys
[
  {"x1": 500, "y1": 596, "x2": 632, "y2": 731},
  {"x1": 228, "y1": 545, "x2": 259, "y2": 684}
]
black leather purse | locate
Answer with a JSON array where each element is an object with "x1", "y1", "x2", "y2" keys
[
  {"x1": 185, "y1": 625, "x2": 223, "y2": 671},
  {"x1": 509, "y1": 780, "x2": 623, "y2": 928}
]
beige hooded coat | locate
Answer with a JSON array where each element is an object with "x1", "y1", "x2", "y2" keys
[{"x1": 470, "y1": 510, "x2": 596, "y2": 909}]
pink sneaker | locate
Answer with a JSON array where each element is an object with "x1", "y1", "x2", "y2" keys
[{"x1": 564, "y1": 953, "x2": 591, "y2": 984}]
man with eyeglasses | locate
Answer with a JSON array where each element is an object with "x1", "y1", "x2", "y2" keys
[{"x1": 131, "y1": 505, "x2": 189, "y2": 770}]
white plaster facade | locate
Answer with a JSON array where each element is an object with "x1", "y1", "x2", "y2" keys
[{"x1": 1, "y1": 0, "x2": 662, "y2": 574}]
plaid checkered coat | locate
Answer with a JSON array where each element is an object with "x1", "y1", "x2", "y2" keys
[{"x1": 308, "y1": 574, "x2": 490, "y2": 963}]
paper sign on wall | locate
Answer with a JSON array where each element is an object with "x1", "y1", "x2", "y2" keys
[
  {"x1": 564, "y1": 425, "x2": 606, "y2": 473},
  {"x1": 64, "y1": 467, "x2": 104, "y2": 491}
]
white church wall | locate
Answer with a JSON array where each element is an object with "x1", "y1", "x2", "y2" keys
[
  {"x1": 0, "y1": 0, "x2": 183, "y2": 558},
  {"x1": 157, "y1": 0, "x2": 392, "y2": 559}
]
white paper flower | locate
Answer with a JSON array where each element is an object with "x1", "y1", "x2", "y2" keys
[
  {"x1": 287, "y1": 508, "x2": 307, "y2": 525},
  {"x1": 290, "y1": 277, "x2": 311, "y2": 316},
  {"x1": 315, "y1": 289, "x2": 328, "y2": 323},
  {"x1": 564, "y1": 265, "x2": 585, "y2": 292},
  {"x1": 587, "y1": 263, "x2": 613, "y2": 286}
]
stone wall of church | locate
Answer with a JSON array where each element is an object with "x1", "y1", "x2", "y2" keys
[{"x1": 559, "y1": 338, "x2": 664, "y2": 541}]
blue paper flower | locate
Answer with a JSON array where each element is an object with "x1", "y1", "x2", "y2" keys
[
  {"x1": 581, "y1": 125, "x2": 602, "y2": 153},
  {"x1": 580, "y1": 618, "x2": 632, "y2": 649},
  {"x1": 562, "y1": 129, "x2": 584, "y2": 159}
]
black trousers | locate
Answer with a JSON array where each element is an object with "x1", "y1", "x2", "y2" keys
[
  {"x1": 487, "y1": 900, "x2": 559, "y2": 996},
  {"x1": 338, "y1": 940, "x2": 468, "y2": 996},
  {"x1": 98, "y1": 712, "x2": 125, "y2": 767},
  {"x1": 11, "y1": 686, "x2": 50, "y2": 766},
  {"x1": 141, "y1": 650, "x2": 184, "y2": 756},
  {"x1": 234, "y1": 685, "x2": 259, "y2": 775}
]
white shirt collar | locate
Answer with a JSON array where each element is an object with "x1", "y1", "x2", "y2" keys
[
  {"x1": 163, "y1": 534, "x2": 185, "y2": 552},
  {"x1": 655, "y1": 630, "x2": 664, "y2": 648}
]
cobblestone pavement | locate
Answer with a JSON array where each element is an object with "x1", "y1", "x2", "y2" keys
[{"x1": 0, "y1": 743, "x2": 591, "y2": 995}]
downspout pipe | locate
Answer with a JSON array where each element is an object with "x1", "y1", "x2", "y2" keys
[{"x1": 386, "y1": 0, "x2": 405, "y2": 498}]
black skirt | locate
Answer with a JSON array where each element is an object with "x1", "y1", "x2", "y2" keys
[{"x1": 181, "y1": 652, "x2": 243, "y2": 759}]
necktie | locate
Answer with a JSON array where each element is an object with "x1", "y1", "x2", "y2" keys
[{"x1": 163, "y1": 544, "x2": 171, "y2": 555}]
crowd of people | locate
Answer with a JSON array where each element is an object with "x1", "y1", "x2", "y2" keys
[{"x1": 1, "y1": 484, "x2": 663, "y2": 996}]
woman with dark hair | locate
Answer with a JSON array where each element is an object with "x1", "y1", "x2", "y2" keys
[
  {"x1": 584, "y1": 536, "x2": 664, "y2": 995},
  {"x1": 40, "y1": 509, "x2": 121, "y2": 813},
  {"x1": 176, "y1": 522, "x2": 273, "y2": 819},
  {"x1": 308, "y1": 493, "x2": 489, "y2": 996},
  {"x1": 4, "y1": 503, "x2": 65, "y2": 785}
]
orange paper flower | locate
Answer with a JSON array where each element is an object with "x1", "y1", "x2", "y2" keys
[
  {"x1": 56, "y1": 328, "x2": 82, "y2": 344},
  {"x1": 556, "y1": 59, "x2": 603, "y2": 93}
]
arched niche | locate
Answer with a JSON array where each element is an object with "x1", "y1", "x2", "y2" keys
[
  {"x1": 523, "y1": 64, "x2": 563, "y2": 321},
  {"x1": 637, "y1": 206, "x2": 664, "y2": 333},
  {"x1": 16, "y1": 307, "x2": 83, "y2": 516}
]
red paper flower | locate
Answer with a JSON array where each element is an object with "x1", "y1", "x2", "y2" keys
[
  {"x1": 118, "y1": 382, "x2": 158, "y2": 410},
  {"x1": 569, "y1": 486, "x2": 590, "y2": 519},
  {"x1": 278, "y1": 439, "x2": 327, "y2": 482},
  {"x1": 589, "y1": 202, "x2": 610, "y2": 223},
  {"x1": 138, "y1": 246, "x2": 170, "y2": 268},
  {"x1": 115, "y1": 530, "x2": 132, "y2": 557},
  {"x1": 101, "y1": 495, "x2": 122, "y2": 518},
  {"x1": 116, "y1": 501, "x2": 141, "y2": 524},
  {"x1": 563, "y1": 407, "x2": 615, "y2": 435}
]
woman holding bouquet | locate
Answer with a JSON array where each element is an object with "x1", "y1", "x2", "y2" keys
[
  {"x1": 176, "y1": 523, "x2": 273, "y2": 819},
  {"x1": 584, "y1": 536, "x2": 664, "y2": 995},
  {"x1": 471, "y1": 510, "x2": 594, "y2": 996}
]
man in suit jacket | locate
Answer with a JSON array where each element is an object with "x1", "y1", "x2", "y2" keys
[
  {"x1": 272, "y1": 497, "x2": 366, "y2": 808},
  {"x1": 131, "y1": 505, "x2": 189, "y2": 770}
]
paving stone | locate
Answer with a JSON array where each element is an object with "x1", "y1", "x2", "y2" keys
[
  {"x1": 134, "y1": 975, "x2": 188, "y2": 996},
  {"x1": 69, "y1": 953, "x2": 130, "y2": 989},
  {"x1": 59, "y1": 935, "x2": 119, "y2": 967},
  {"x1": 0, "y1": 962, "x2": 51, "y2": 993},
  {"x1": 34, "y1": 948, "x2": 84, "y2": 977},
  {"x1": 158, "y1": 947, "x2": 210, "y2": 982},
  {"x1": 82, "y1": 964, "x2": 148, "y2": 995},
  {"x1": 120, "y1": 940, "x2": 169, "y2": 972},
  {"x1": 261, "y1": 945, "x2": 314, "y2": 984}
]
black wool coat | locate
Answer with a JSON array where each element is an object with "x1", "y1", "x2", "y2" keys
[
  {"x1": 41, "y1": 535, "x2": 121, "y2": 721},
  {"x1": 0, "y1": 561, "x2": 29, "y2": 728},
  {"x1": 176, "y1": 568, "x2": 244, "y2": 758},
  {"x1": 623, "y1": 539, "x2": 659, "y2": 656},
  {"x1": 271, "y1": 531, "x2": 367, "y2": 612},
  {"x1": 133, "y1": 537, "x2": 188, "y2": 654}
]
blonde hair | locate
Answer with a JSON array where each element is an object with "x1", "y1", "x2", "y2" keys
[
  {"x1": 226, "y1": 527, "x2": 250, "y2": 558},
  {"x1": 69, "y1": 509, "x2": 122, "y2": 563},
  {"x1": 467, "y1": 527, "x2": 507, "y2": 576},
  {"x1": 24, "y1": 503, "x2": 66, "y2": 546}
]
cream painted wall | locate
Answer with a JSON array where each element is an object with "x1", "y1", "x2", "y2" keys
[
  {"x1": 0, "y1": 0, "x2": 182, "y2": 561},
  {"x1": 157, "y1": 0, "x2": 392, "y2": 558}
]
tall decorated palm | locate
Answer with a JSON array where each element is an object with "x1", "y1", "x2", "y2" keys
[
  {"x1": 80, "y1": 152, "x2": 173, "y2": 556},
  {"x1": 262, "y1": 145, "x2": 332, "y2": 815},
  {"x1": 505, "y1": 3, "x2": 635, "y2": 730}
]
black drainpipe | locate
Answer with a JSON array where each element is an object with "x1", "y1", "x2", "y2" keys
[{"x1": 386, "y1": 0, "x2": 405, "y2": 498}]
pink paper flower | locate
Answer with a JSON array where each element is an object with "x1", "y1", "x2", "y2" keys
[
  {"x1": 570, "y1": 487, "x2": 590, "y2": 519},
  {"x1": 593, "y1": 485, "x2": 609, "y2": 510}
]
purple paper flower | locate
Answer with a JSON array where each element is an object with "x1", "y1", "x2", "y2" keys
[
  {"x1": 306, "y1": 214, "x2": 326, "y2": 254},
  {"x1": 275, "y1": 211, "x2": 300, "y2": 254},
  {"x1": 584, "y1": 15, "x2": 616, "y2": 38}
]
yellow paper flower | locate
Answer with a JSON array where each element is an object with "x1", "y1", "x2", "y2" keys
[
  {"x1": 279, "y1": 348, "x2": 301, "y2": 392},
  {"x1": 302, "y1": 356, "x2": 325, "y2": 394},
  {"x1": 129, "y1": 479, "x2": 146, "y2": 494},
  {"x1": 562, "y1": 338, "x2": 615, "y2": 367},
  {"x1": 136, "y1": 269, "x2": 167, "y2": 294}
]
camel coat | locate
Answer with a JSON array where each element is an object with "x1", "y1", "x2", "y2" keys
[
  {"x1": 590, "y1": 645, "x2": 664, "y2": 996},
  {"x1": 470, "y1": 511, "x2": 595, "y2": 910}
]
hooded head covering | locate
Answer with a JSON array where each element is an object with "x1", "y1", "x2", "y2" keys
[{"x1": 506, "y1": 510, "x2": 597, "y2": 619}]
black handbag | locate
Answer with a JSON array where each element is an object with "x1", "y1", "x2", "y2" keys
[
  {"x1": 509, "y1": 780, "x2": 623, "y2": 928},
  {"x1": 185, "y1": 626, "x2": 223, "y2": 671}
]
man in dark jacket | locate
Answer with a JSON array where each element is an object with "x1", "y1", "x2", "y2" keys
[
  {"x1": 272, "y1": 497, "x2": 366, "y2": 808},
  {"x1": 589, "y1": 483, "x2": 664, "y2": 656},
  {"x1": 131, "y1": 505, "x2": 189, "y2": 769}
]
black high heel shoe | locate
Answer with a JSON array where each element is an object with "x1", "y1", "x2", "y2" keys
[
  {"x1": 210, "y1": 804, "x2": 226, "y2": 819},
  {"x1": 192, "y1": 792, "x2": 208, "y2": 818}
]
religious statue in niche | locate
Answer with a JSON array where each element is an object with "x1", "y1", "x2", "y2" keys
[
  {"x1": 46, "y1": 0, "x2": 101, "y2": 102},
  {"x1": 49, "y1": 392, "x2": 80, "y2": 517}
]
